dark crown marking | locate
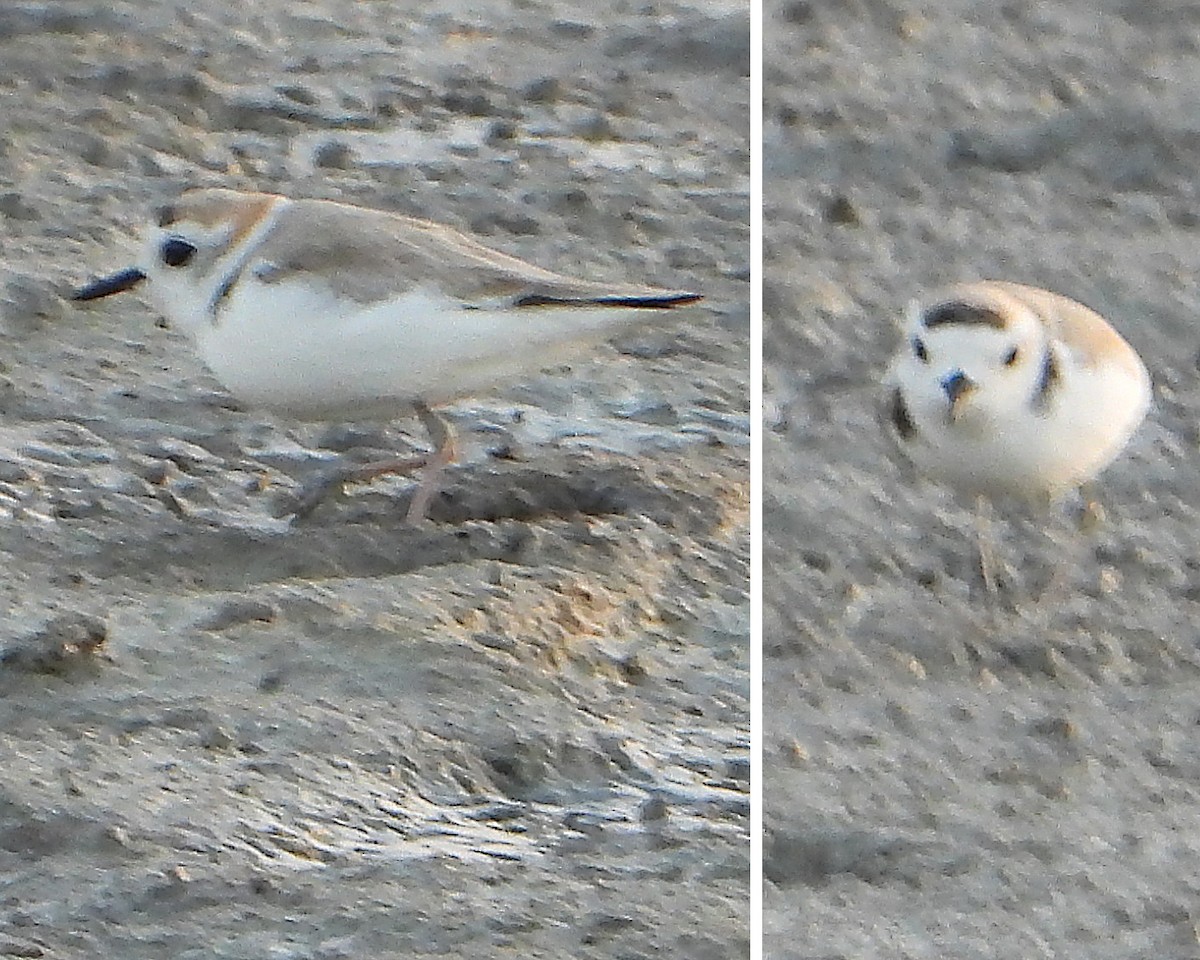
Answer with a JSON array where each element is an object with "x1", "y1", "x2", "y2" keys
[
  {"x1": 889, "y1": 387, "x2": 918, "y2": 441},
  {"x1": 922, "y1": 302, "x2": 1007, "y2": 330},
  {"x1": 1030, "y1": 346, "x2": 1062, "y2": 414}
]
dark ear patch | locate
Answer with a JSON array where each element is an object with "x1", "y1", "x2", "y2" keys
[
  {"x1": 1031, "y1": 346, "x2": 1062, "y2": 413},
  {"x1": 922, "y1": 302, "x2": 1007, "y2": 329},
  {"x1": 889, "y1": 387, "x2": 918, "y2": 441}
]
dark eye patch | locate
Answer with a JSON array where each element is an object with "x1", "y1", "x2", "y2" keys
[
  {"x1": 912, "y1": 337, "x2": 928, "y2": 362},
  {"x1": 1003, "y1": 346, "x2": 1019, "y2": 366},
  {"x1": 161, "y1": 237, "x2": 196, "y2": 268}
]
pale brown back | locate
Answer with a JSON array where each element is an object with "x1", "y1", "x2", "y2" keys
[{"x1": 249, "y1": 196, "x2": 699, "y2": 308}]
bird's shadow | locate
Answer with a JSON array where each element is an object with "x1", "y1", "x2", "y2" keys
[{"x1": 71, "y1": 460, "x2": 708, "y2": 593}]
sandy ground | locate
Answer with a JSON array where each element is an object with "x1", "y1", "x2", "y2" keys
[
  {"x1": 0, "y1": 3, "x2": 749, "y2": 957},
  {"x1": 765, "y1": 1, "x2": 1200, "y2": 956}
]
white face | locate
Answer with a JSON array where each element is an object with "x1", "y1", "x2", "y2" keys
[
  {"x1": 894, "y1": 299, "x2": 1053, "y2": 430},
  {"x1": 135, "y1": 212, "x2": 242, "y2": 332}
]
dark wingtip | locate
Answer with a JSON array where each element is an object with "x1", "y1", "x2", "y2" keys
[
  {"x1": 72, "y1": 267, "x2": 146, "y2": 302},
  {"x1": 515, "y1": 292, "x2": 704, "y2": 309},
  {"x1": 626, "y1": 292, "x2": 703, "y2": 309}
]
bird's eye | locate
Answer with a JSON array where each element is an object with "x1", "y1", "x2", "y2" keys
[
  {"x1": 1003, "y1": 346, "x2": 1020, "y2": 367},
  {"x1": 160, "y1": 237, "x2": 196, "y2": 268},
  {"x1": 912, "y1": 337, "x2": 928, "y2": 363}
]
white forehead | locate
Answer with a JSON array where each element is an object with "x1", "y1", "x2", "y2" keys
[
  {"x1": 920, "y1": 323, "x2": 1015, "y2": 366},
  {"x1": 917, "y1": 292, "x2": 1050, "y2": 331},
  {"x1": 911, "y1": 298, "x2": 1041, "y2": 339},
  {"x1": 904, "y1": 300, "x2": 1043, "y2": 376}
]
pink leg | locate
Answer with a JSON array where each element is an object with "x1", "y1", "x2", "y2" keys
[
  {"x1": 404, "y1": 403, "x2": 458, "y2": 522},
  {"x1": 286, "y1": 403, "x2": 456, "y2": 522}
]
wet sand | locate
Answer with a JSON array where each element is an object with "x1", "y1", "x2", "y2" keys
[{"x1": 0, "y1": 2, "x2": 749, "y2": 956}]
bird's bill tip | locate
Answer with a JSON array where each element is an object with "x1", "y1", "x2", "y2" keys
[{"x1": 72, "y1": 267, "x2": 146, "y2": 302}]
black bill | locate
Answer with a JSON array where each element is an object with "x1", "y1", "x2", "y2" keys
[{"x1": 72, "y1": 267, "x2": 146, "y2": 301}]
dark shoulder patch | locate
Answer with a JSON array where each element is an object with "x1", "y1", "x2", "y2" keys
[
  {"x1": 889, "y1": 387, "x2": 918, "y2": 441},
  {"x1": 1030, "y1": 347, "x2": 1061, "y2": 413},
  {"x1": 922, "y1": 302, "x2": 1007, "y2": 329}
]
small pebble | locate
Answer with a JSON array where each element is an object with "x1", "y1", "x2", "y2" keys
[
  {"x1": 1, "y1": 614, "x2": 109, "y2": 675},
  {"x1": 197, "y1": 597, "x2": 278, "y2": 631},
  {"x1": 639, "y1": 796, "x2": 669, "y2": 822}
]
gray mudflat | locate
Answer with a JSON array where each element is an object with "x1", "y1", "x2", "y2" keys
[
  {"x1": 766, "y1": 2, "x2": 1200, "y2": 956},
  {"x1": 0, "y1": 2, "x2": 749, "y2": 956}
]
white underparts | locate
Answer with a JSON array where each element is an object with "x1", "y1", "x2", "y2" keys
[{"x1": 193, "y1": 283, "x2": 671, "y2": 418}]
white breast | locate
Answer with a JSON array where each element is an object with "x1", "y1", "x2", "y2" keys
[
  {"x1": 190, "y1": 280, "x2": 666, "y2": 419},
  {"x1": 891, "y1": 353, "x2": 1151, "y2": 500}
]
